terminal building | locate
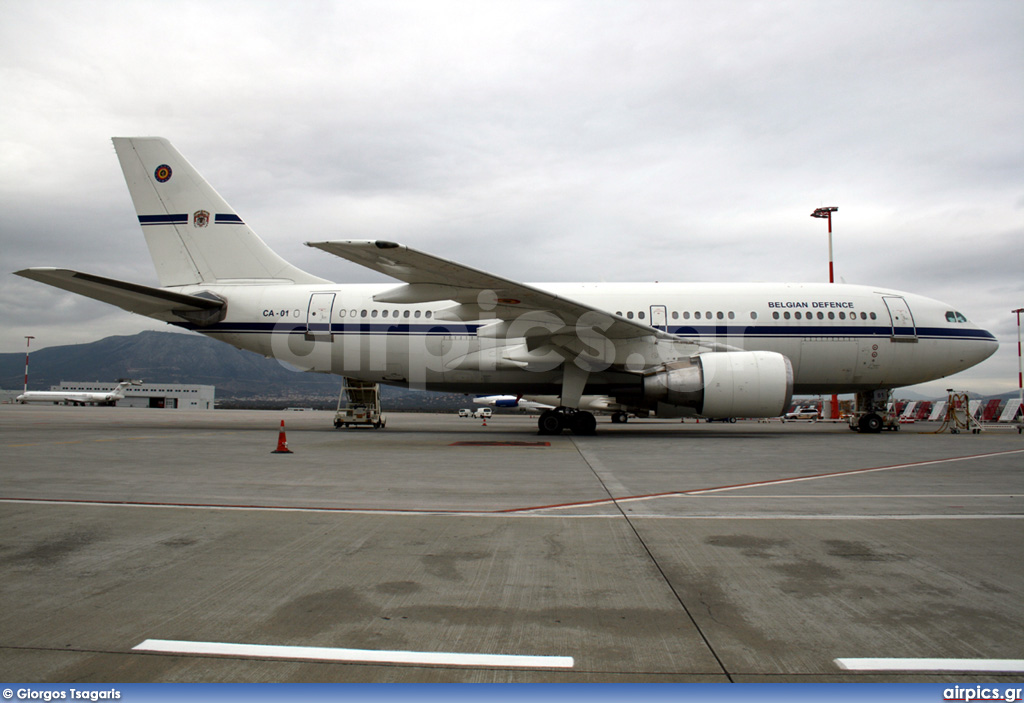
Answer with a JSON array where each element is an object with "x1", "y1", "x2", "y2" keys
[{"x1": 52, "y1": 382, "x2": 215, "y2": 410}]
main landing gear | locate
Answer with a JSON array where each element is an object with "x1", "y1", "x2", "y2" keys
[{"x1": 538, "y1": 408, "x2": 597, "y2": 436}]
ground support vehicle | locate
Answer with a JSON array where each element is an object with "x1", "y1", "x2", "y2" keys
[{"x1": 334, "y1": 379, "x2": 386, "y2": 429}]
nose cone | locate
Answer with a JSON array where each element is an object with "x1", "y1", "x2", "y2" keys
[{"x1": 960, "y1": 328, "x2": 999, "y2": 371}]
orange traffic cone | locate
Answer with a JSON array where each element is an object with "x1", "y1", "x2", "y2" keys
[
  {"x1": 482, "y1": 415, "x2": 488, "y2": 427},
  {"x1": 272, "y1": 419, "x2": 293, "y2": 454}
]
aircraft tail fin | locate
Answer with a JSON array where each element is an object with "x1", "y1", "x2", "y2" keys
[{"x1": 112, "y1": 137, "x2": 326, "y2": 286}]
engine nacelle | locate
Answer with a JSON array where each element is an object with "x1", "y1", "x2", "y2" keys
[{"x1": 644, "y1": 351, "x2": 793, "y2": 418}]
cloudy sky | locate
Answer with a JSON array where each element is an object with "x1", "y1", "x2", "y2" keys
[{"x1": 2, "y1": 0, "x2": 1022, "y2": 396}]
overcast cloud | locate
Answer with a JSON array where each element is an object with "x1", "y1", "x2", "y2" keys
[{"x1": 2, "y1": 0, "x2": 1021, "y2": 396}]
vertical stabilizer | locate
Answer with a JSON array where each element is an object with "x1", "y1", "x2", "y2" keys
[{"x1": 113, "y1": 137, "x2": 326, "y2": 286}]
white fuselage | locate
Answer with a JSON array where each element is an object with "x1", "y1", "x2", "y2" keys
[{"x1": 172, "y1": 280, "x2": 997, "y2": 407}]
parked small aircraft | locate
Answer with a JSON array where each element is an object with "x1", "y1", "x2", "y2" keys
[{"x1": 17, "y1": 380, "x2": 141, "y2": 406}]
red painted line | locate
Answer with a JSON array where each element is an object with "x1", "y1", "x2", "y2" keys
[
  {"x1": 0, "y1": 496, "x2": 497, "y2": 515},
  {"x1": 3, "y1": 449, "x2": 1020, "y2": 516},
  {"x1": 501, "y1": 448, "x2": 1024, "y2": 512}
]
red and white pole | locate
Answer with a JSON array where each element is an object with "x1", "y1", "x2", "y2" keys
[
  {"x1": 813, "y1": 207, "x2": 840, "y2": 419},
  {"x1": 826, "y1": 210, "x2": 835, "y2": 284},
  {"x1": 23, "y1": 335, "x2": 34, "y2": 395},
  {"x1": 828, "y1": 212, "x2": 838, "y2": 419},
  {"x1": 1014, "y1": 308, "x2": 1023, "y2": 418}
]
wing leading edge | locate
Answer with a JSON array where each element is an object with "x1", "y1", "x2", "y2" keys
[{"x1": 305, "y1": 239, "x2": 738, "y2": 354}]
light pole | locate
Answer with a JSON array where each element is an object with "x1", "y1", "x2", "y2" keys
[
  {"x1": 23, "y1": 335, "x2": 35, "y2": 395},
  {"x1": 812, "y1": 207, "x2": 839, "y2": 418},
  {"x1": 1014, "y1": 308, "x2": 1023, "y2": 420},
  {"x1": 811, "y1": 207, "x2": 839, "y2": 283}
]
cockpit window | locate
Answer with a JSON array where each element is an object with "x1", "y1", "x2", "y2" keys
[{"x1": 946, "y1": 311, "x2": 967, "y2": 323}]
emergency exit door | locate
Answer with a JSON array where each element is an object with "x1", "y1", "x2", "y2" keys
[{"x1": 650, "y1": 305, "x2": 668, "y2": 331}]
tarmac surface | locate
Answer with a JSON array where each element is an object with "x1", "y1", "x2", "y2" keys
[{"x1": 1, "y1": 404, "x2": 1022, "y2": 683}]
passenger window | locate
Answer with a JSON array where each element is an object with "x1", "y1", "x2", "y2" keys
[
  {"x1": 828, "y1": 312, "x2": 835, "y2": 320},
  {"x1": 425, "y1": 311, "x2": 432, "y2": 318},
  {"x1": 750, "y1": 312, "x2": 757, "y2": 320},
  {"x1": 695, "y1": 312, "x2": 701, "y2": 320},
  {"x1": 627, "y1": 311, "x2": 634, "y2": 319},
  {"x1": 717, "y1": 311, "x2": 724, "y2": 320},
  {"x1": 772, "y1": 312, "x2": 780, "y2": 320},
  {"x1": 783, "y1": 312, "x2": 791, "y2": 320},
  {"x1": 371, "y1": 310, "x2": 378, "y2": 318},
  {"x1": 684, "y1": 311, "x2": 691, "y2": 320},
  {"x1": 382, "y1": 310, "x2": 388, "y2": 318},
  {"x1": 870, "y1": 312, "x2": 877, "y2": 320},
  {"x1": 361, "y1": 309, "x2": 368, "y2": 318},
  {"x1": 839, "y1": 312, "x2": 846, "y2": 320},
  {"x1": 638, "y1": 311, "x2": 645, "y2": 319},
  {"x1": 817, "y1": 312, "x2": 824, "y2": 320},
  {"x1": 795, "y1": 312, "x2": 802, "y2": 320},
  {"x1": 414, "y1": 310, "x2": 421, "y2": 318},
  {"x1": 728, "y1": 311, "x2": 735, "y2": 320},
  {"x1": 671, "y1": 311, "x2": 679, "y2": 320}
]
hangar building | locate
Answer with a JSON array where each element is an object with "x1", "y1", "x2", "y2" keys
[{"x1": 53, "y1": 382, "x2": 215, "y2": 409}]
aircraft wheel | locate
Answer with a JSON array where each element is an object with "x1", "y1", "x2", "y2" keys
[
  {"x1": 860, "y1": 413, "x2": 883, "y2": 433},
  {"x1": 611, "y1": 411, "x2": 628, "y2": 424},
  {"x1": 570, "y1": 411, "x2": 597, "y2": 436},
  {"x1": 538, "y1": 410, "x2": 564, "y2": 435}
]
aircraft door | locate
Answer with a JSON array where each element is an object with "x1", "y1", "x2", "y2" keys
[
  {"x1": 307, "y1": 293, "x2": 335, "y2": 337},
  {"x1": 650, "y1": 305, "x2": 668, "y2": 331},
  {"x1": 883, "y1": 296, "x2": 917, "y2": 341}
]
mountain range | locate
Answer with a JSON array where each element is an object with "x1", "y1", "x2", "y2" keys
[{"x1": 0, "y1": 331, "x2": 469, "y2": 410}]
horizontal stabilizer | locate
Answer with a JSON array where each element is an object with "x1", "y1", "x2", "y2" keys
[{"x1": 15, "y1": 268, "x2": 225, "y2": 326}]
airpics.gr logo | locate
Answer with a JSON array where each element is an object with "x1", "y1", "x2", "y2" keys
[{"x1": 154, "y1": 164, "x2": 172, "y2": 182}]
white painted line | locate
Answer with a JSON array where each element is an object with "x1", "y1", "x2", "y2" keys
[
  {"x1": 133, "y1": 638, "x2": 574, "y2": 669},
  {"x1": 836, "y1": 657, "x2": 1024, "y2": 673}
]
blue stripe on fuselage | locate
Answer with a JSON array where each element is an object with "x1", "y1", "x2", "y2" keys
[{"x1": 183, "y1": 320, "x2": 995, "y2": 342}]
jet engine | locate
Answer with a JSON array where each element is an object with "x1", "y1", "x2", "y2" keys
[{"x1": 644, "y1": 351, "x2": 793, "y2": 418}]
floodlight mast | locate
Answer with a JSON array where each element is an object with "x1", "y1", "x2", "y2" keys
[
  {"x1": 811, "y1": 206, "x2": 839, "y2": 283},
  {"x1": 1014, "y1": 308, "x2": 1024, "y2": 416},
  {"x1": 812, "y1": 207, "x2": 840, "y2": 419}
]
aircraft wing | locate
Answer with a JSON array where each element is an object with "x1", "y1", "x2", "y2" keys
[
  {"x1": 14, "y1": 268, "x2": 225, "y2": 325},
  {"x1": 306, "y1": 240, "x2": 739, "y2": 354}
]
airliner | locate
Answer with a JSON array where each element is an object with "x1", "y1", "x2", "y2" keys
[
  {"x1": 17, "y1": 380, "x2": 139, "y2": 406},
  {"x1": 14, "y1": 138, "x2": 998, "y2": 434}
]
